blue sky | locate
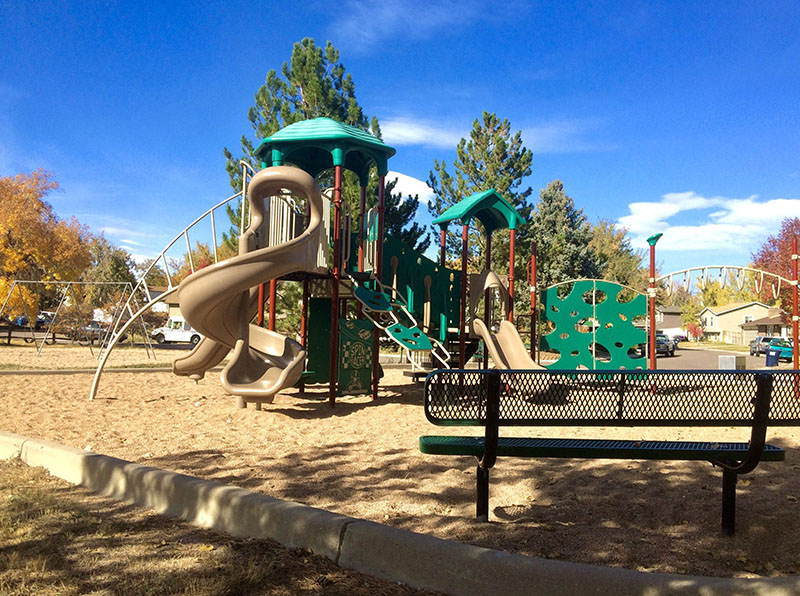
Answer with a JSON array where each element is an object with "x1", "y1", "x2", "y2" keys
[{"x1": 2, "y1": 1, "x2": 799, "y2": 276}]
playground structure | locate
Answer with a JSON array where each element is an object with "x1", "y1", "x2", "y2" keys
[
  {"x1": 90, "y1": 118, "x2": 473, "y2": 405},
  {"x1": 86, "y1": 117, "x2": 800, "y2": 405}
]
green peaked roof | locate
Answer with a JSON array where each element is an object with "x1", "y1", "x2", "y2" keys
[
  {"x1": 254, "y1": 117, "x2": 396, "y2": 186},
  {"x1": 432, "y1": 189, "x2": 523, "y2": 234}
]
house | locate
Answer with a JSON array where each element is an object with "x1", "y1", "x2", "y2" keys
[
  {"x1": 656, "y1": 306, "x2": 684, "y2": 338},
  {"x1": 698, "y1": 302, "x2": 771, "y2": 345},
  {"x1": 147, "y1": 286, "x2": 181, "y2": 317},
  {"x1": 740, "y1": 307, "x2": 792, "y2": 342}
]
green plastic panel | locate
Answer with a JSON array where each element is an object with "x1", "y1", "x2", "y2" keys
[
  {"x1": 540, "y1": 280, "x2": 645, "y2": 370},
  {"x1": 354, "y1": 285, "x2": 393, "y2": 312},
  {"x1": 338, "y1": 319, "x2": 374, "y2": 396},
  {"x1": 388, "y1": 324, "x2": 433, "y2": 351},
  {"x1": 304, "y1": 298, "x2": 375, "y2": 396}
]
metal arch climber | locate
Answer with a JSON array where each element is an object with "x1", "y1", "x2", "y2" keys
[
  {"x1": 539, "y1": 279, "x2": 646, "y2": 370},
  {"x1": 656, "y1": 265, "x2": 793, "y2": 303}
]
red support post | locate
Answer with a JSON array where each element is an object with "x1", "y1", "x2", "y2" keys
[
  {"x1": 371, "y1": 176, "x2": 386, "y2": 400},
  {"x1": 329, "y1": 165, "x2": 343, "y2": 407},
  {"x1": 529, "y1": 245, "x2": 537, "y2": 360},
  {"x1": 459, "y1": 223, "x2": 468, "y2": 369},
  {"x1": 257, "y1": 283, "x2": 265, "y2": 326},
  {"x1": 508, "y1": 229, "x2": 516, "y2": 322},
  {"x1": 483, "y1": 233, "x2": 492, "y2": 368},
  {"x1": 793, "y1": 237, "x2": 798, "y2": 370},
  {"x1": 357, "y1": 186, "x2": 366, "y2": 318},
  {"x1": 268, "y1": 279, "x2": 277, "y2": 331},
  {"x1": 440, "y1": 227, "x2": 447, "y2": 267}
]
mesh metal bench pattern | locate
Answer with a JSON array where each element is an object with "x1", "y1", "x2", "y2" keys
[{"x1": 421, "y1": 369, "x2": 800, "y2": 534}]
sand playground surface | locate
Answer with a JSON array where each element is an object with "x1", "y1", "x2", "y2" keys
[{"x1": 2, "y1": 343, "x2": 800, "y2": 579}]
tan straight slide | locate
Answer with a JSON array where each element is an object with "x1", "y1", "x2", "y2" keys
[
  {"x1": 472, "y1": 318, "x2": 544, "y2": 370},
  {"x1": 173, "y1": 166, "x2": 323, "y2": 405}
]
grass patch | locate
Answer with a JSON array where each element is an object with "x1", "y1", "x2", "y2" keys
[
  {"x1": 0, "y1": 459, "x2": 439, "y2": 596},
  {"x1": 691, "y1": 341, "x2": 750, "y2": 352}
]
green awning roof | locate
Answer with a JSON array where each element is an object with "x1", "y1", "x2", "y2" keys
[
  {"x1": 254, "y1": 117, "x2": 396, "y2": 186},
  {"x1": 432, "y1": 189, "x2": 522, "y2": 234}
]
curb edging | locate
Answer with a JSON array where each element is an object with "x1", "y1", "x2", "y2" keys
[{"x1": 1, "y1": 431, "x2": 798, "y2": 596}]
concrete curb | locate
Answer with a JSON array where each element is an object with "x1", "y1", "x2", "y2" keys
[{"x1": 2, "y1": 430, "x2": 798, "y2": 596}]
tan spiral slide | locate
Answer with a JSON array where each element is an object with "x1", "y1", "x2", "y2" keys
[{"x1": 173, "y1": 166, "x2": 323, "y2": 406}]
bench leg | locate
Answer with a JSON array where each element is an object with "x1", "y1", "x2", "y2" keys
[
  {"x1": 722, "y1": 469, "x2": 737, "y2": 535},
  {"x1": 476, "y1": 465, "x2": 489, "y2": 522}
]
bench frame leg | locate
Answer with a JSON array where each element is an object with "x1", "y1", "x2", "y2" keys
[
  {"x1": 476, "y1": 465, "x2": 489, "y2": 522},
  {"x1": 722, "y1": 469, "x2": 737, "y2": 535}
]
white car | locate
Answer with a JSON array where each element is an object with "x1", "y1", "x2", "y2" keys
[{"x1": 151, "y1": 316, "x2": 202, "y2": 345}]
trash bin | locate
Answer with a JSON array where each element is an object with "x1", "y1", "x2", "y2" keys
[{"x1": 765, "y1": 348, "x2": 780, "y2": 367}]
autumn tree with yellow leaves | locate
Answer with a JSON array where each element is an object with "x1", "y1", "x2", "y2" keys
[{"x1": 0, "y1": 170, "x2": 92, "y2": 317}]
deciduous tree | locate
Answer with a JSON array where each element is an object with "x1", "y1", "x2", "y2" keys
[
  {"x1": 752, "y1": 217, "x2": 800, "y2": 308},
  {"x1": 590, "y1": 219, "x2": 646, "y2": 290},
  {"x1": 0, "y1": 170, "x2": 91, "y2": 316}
]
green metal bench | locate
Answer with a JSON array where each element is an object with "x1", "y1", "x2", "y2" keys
[{"x1": 421, "y1": 369, "x2": 800, "y2": 534}]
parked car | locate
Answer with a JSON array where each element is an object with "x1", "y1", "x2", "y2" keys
[
  {"x1": 655, "y1": 333, "x2": 675, "y2": 357},
  {"x1": 750, "y1": 336, "x2": 780, "y2": 356},
  {"x1": 151, "y1": 316, "x2": 202, "y2": 345},
  {"x1": 766, "y1": 339, "x2": 793, "y2": 362},
  {"x1": 633, "y1": 334, "x2": 675, "y2": 358}
]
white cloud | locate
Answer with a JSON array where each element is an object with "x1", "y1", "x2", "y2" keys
[
  {"x1": 331, "y1": 0, "x2": 481, "y2": 52},
  {"x1": 381, "y1": 117, "x2": 464, "y2": 148},
  {"x1": 522, "y1": 118, "x2": 612, "y2": 154},
  {"x1": 387, "y1": 171, "x2": 434, "y2": 205},
  {"x1": 618, "y1": 191, "x2": 800, "y2": 257}
]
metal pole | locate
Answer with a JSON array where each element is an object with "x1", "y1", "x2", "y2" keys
[
  {"x1": 647, "y1": 234, "x2": 662, "y2": 370},
  {"x1": 508, "y1": 229, "x2": 516, "y2": 322},
  {"x1": 793, "y1": 237, "x2": 798, "y2": 370},
  {"x1": 329, "y1": 165, "x2": 343, "y2": 407},
  {"x1": 459, "y1": 223, "x2": 469, "y2": 369},
  {"x1": 371, "y1": 176, "x2": 386, "y2": 400},
  {"x1": 440, "y1": 227, "x2": 447, "y2": 267}
]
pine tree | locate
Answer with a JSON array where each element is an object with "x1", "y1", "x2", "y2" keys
[
  {"x1": 383, "y1": 177, "x2": 431, "y2": 253},
  {"x1": 428, "y1": 111, "x2": 533, "y2": 271},
  {"x1": 531, "y1": 180, "x2": 600, "y2": 289}
]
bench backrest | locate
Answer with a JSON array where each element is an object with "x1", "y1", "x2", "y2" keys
[{"x1": 424, "y1": 369, "x2": 800, "y2": 427}]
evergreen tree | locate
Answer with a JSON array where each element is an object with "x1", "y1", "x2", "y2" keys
[
  {"x1": 428, "y1": 112, "x2": 533, "y2": 271},
  {"x1": 222, "y1": 38, "x2": 386, "y2": 253},
  {"x1": 383, "y1": 177, "x2": 431, "y2": 253},
  {"x1": 531, "y1": 180, "x2": 600, "y2": 289}
]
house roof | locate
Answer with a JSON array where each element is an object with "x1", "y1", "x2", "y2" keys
[
  {"x1": 740, "y1": 310, "x2": 789, "y2": 329},
  {"x1": 699, "y1": 301, "x2": 769, "y2": 316}
]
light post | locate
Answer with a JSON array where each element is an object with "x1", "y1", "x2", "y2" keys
[{"x1": 647, "y1": 233, "x2": 663, "y2": 369}]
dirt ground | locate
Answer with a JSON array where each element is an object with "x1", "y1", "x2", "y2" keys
[{"x1": 2, "y1": 343, "x2": 800, "y2": 579}]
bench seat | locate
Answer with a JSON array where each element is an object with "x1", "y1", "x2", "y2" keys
[{"x1": 420, "y1": 435, "x2": 786, "y2": 462}]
